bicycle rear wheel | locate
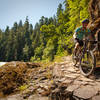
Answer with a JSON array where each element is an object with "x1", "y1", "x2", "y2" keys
[
  {"x1": 72, "y1": 49, "x2": 80, "y2": 66},
  {"x1": 72, "y1": 54, "x2": 77, "y2": 66},
  {"x1": 79, "y1": 50, "x2": 96, "y2": 76}
]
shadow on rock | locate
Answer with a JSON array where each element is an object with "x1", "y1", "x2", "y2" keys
[{"x1": 93, "y1": 67, "x2": 100, "y2": 79}]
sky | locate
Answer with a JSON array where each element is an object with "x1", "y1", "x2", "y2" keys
[{"x1": 0, "y1": 0, "x2": 65, "y2": 30}]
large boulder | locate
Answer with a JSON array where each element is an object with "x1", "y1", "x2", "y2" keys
[
  {"x1": 88, "y1": 0, "x2": 100, "y2": 64},
  {"x1": 88, "y1": 0, "x2": 100, "y2": 33}
]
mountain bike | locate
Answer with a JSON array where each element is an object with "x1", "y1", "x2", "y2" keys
[{"x1": 72, "y1": 39, "x2": 96, "y2": 76}]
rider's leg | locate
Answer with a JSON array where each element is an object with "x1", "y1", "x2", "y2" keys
[{"x1": 78, "y1": 40, "x2": 83, "y2": 54}]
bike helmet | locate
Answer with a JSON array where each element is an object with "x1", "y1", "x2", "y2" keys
[{"x1": 82, "y1": 19, "x2": 89, "y2": 24}]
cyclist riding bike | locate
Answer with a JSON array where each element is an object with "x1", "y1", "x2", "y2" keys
[{"x1": 73, "y1": 19, "x2": 91, "y2": 59}]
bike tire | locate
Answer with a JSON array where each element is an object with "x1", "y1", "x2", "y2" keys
[
  {"x1": 72, "y1": 49, "x2": 79, "y2": 66},
  {"x1": 72, "y1": 54, "x2": 77, "y2": 66},
  {"x1": 79, "y1": 50, "x2": 96, "y2": 76}
]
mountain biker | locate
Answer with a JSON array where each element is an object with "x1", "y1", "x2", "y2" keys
[{"x1": 73, "y1": 19, "x2": 91, "y2": 56}]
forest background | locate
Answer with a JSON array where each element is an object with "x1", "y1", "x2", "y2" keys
[{"x1": 0, "y1": 0, "x2": 90, "y2": 62}]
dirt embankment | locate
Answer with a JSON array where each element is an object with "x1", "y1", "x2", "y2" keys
[
  {"x1": 0, "y1": 61, "x2": 41, "y2": 96},
  {"x1": 88, "y1": 0, "x2": 100, "y2": 39}
]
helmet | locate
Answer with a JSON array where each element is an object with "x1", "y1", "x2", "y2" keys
[{"x1": 82, "y1": 19, "x2": 89, "y2": 24}]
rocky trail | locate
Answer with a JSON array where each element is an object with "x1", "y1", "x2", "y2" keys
[{"x1": 0, "y1": 56, "x2": 100, "y2": 100}]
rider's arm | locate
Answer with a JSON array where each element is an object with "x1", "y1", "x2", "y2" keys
[{"x1": 73, "y1": 27, "x2": 81, "y2": 39}]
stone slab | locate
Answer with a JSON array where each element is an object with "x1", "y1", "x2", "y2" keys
[{"x1": 73, "y1": 85, "x2": 98, "y2": 99}]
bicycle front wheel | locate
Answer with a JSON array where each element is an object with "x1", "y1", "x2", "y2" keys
[{"x1": 79, "y1": 50, "x2": 96, "y2": 76}]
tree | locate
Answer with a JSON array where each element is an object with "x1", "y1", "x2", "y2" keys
[
  {"x1": 0, "y1": 0, "x2": 90, "y2": 61},
  {"x1": 57, "y1": 3, "x2": 63, "y2": 18},
  {"x1": 19, "y1": 20, "x2": 23, "y2": 27},
  {"x1": 66, "y1": 0, "x2": 90, "y2": 32}
]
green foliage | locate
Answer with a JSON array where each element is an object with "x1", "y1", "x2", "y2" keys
[
  {"x1": 42, "y1": 39, "x2": 55, "y2": 61},
  {"x1": 34, "y1": 43, "x2": 44, "y2": 60},
  {"x1": 19, "y1": 84, "x2": 28, "y2": 91},
  {"x1": 67, "y1": 0, "x2": 90, "y2": 32},
  {"x1": 0, "y1": 0, "x2": 90, "y2": 61},
  {"x1": 23, "y1": 44, "x2": 29, "y2": 61}
]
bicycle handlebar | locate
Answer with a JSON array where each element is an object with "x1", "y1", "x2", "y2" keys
[{"x1": 82, "y1": 39, "x2": 99, "y2": 43}]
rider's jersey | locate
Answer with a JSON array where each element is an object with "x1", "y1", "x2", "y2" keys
[{"x1": 74, "y1": 26, "x2": 91, "y2": 40}]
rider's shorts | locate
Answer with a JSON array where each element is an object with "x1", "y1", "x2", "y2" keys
[{"x1": 75, "y1": 38, "x2": 83, "y2": 46}]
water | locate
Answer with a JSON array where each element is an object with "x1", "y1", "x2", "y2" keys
[{"x1": 0, "y1": 62, "x2": 6, "y2": 67}]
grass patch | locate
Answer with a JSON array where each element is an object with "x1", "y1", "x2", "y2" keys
[
  {"x1": 37, "y1": 51, "x2": 68, "y2": 68},
  {"x1": 18, "y1": 84, "x2": 28, "y2": 91}
]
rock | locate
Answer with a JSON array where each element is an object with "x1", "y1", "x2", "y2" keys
[
  {"x1": 73, "y1": 80, "x2": 88, "y2": 85},
  {"x1": 28, "y1": 94, "x2": 49, "y2": 100},
  {"x1": 0, "y1": 98, "x2": 7, "y2": 100},
  {"x1": 26, "y1": 62, "x2": 41, "y2": 68},
  {"x1": 65, "y1": 73, "x2": 80, "y2": 79},
  {"x1": 92, "y1": 95, "x2": 100, "y2": 100},
  {"x1": 6, "y1": 94, "x2": 22, "y2": 100},
  {"x1": 94, "y1": 82, "x2": 100, "y2": 91},
  {"x1": 73, "y1": 85, "x2": 98, "y2": 99},
  {"x1": 62, "y1": 79, "x2": 73, "y2": 85},
  {"x1": 88, "y1": 0, "x2": 100, "y2": 32},
  {"x1": 66, "y1": 84, "x2": 80, "y2": 92},
  {"x1": 57, "y1": 78, "x2": 66, "y2": 82},
  {"x1": 66, "y1": 67, "x2": 77, "y2": 73},
  {"x1": 77, "y1": 76, "x2": 94, "y2": 82},
  {"x1": 7, "y1": 97, "x2": 19, "y2": 100}
]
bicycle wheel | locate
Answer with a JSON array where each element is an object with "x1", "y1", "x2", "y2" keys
[
  {"x1": 79, "y1": 50, "x2": 96, "y2": 76},
  {"x1": 72, "y1": 49, "x2": 80, "y2": 66}
]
